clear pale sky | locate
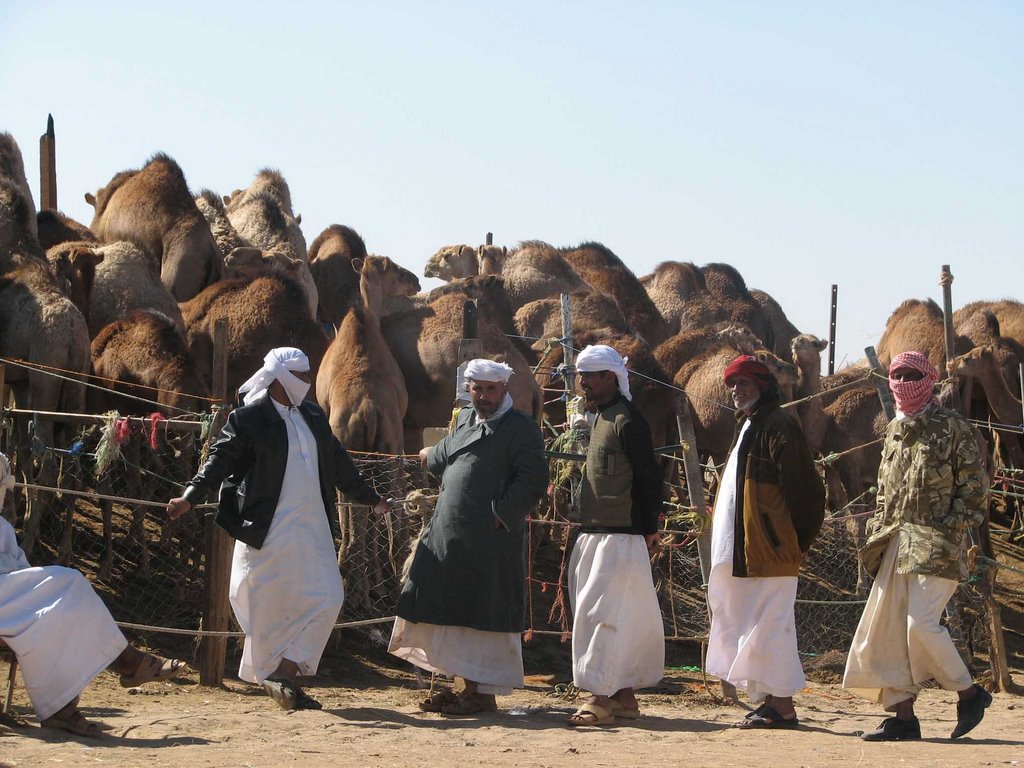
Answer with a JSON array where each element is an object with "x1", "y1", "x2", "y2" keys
[{"x1": 3, "y1": 2, "x2": 1021, "y2": 369}]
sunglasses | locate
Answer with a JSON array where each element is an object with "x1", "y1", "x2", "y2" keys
[{"x1": 890, "y1": 370, "x2": 925, "y2": 382}]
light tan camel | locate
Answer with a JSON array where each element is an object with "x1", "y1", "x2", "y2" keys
[
  {"x1": 954, "y1": 345, "x2": 1024, "y2": 471},
  {"x1": 639, "y1": 261, "x2": 706, "y2": 337},
  {"x1": 225, "y1": 169, "x2": 306, "y2": 261},
  {"x1": 316, "y1": 255, "x2": 420, "y2": 453},
  {"x1": 86, "y1": 154, "x2": 222, "y2": 301},
  {"x1": 223, "y1": 246, "x2": 318, "y2": 319},
  {"x1": 790, "y1": 334, "x2": 829, "y2": 453},
  {"x1": 194, "y1": 189, "x2": 248, "y2": 258}
]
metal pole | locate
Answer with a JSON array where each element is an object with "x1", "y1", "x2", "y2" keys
[
  {"x1": 485, "y1": 232, "x2": 493, "y2": 246},
  {"x1": 828, "y1": 284, "x2": 838, "y2": 376},
  {"x1": 560, "y1": 294, "x2": 575, "y2": 395}
]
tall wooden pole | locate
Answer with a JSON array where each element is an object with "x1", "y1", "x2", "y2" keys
[
  {"x1": 39, "y1": 115, "x2": 57, "y2": 211},
  {"x1": 940, "y1": 265, "x2": 961, "y2": 411},
  {"x1": 828, "y1": 284, "x2": 838, "y2": 376},
  {"x1": 199, "y1": 319, "x2": 232, "y2": 686},
  {"x1": 865, "y1": 346, "x2": 895, "y2": 420},
  {"x1": 485, "y1": 232, "x2": 493, "y2": 246}
]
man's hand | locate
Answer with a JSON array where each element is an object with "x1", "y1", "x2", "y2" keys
[
  {"x1": 417, "y1": 447, "x2": 430, "y2": 470},
  {"x1": 373, "y1": 498, "x2": 394, "y2": 517},
  {"x1": 644, "y1": 532, "x2": 661, "y2": 556},
  {"x1": 167, "y1": 497, "x2": 192, "y2": 520}
]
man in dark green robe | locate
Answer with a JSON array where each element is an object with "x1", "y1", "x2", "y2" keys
[{"x1": 389, "y1": 359, "x2": 548, "y2": 716}]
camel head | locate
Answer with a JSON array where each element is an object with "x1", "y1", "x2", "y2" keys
[
  {"x1": 477, "y1": 244, "x2": 508, "y2": 276},
  {"x1": 424, "y1": 244, "x2": 478, "y2": 281},
  {"x1": 791, "y1": 334, "x2": 828, "y2": 369},
  {"x1": 45, "y1": 241, "x2": 104, "y2": 318}
]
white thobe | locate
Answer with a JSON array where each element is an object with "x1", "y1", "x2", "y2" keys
[
  {"x1": 0, "y1": 518, "x2": 127, "y2": 720},
  {"x1": 843, "y1": 538, "x2": 972, "y2": 708},
  {"x1": 229, "y1": 399, "x2": 344, "y2": 683},
  {"x1": 388, "y1": 619, "x2": 523, "y2": 695},
  {"x1": 568, "y1": 532, "x2": 665, "y2": 696},
  {"x1": 706, "y1": 421, "x2": 805, "y2": 703}
]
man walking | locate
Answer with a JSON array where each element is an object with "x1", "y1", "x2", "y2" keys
[
  {"x1": 167, "y1": 347, "x2": 387, "y2": 711},
  {"x1": 389, "y1": 359, "x2": 548, "y2": 716},
  {"x1": 844, "y1": 351, "x2": 991, "y2": 741},
  {"x1": 566, "y1": 344, "x2": 665, "y2": 727},
  {"x1": 706, "y1": 355, "x2": 825, "y2": 729}
]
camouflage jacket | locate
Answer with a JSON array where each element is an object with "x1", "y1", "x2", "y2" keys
[{"x1": 861, "y1": 405, "x2": 989, "y2": 581}]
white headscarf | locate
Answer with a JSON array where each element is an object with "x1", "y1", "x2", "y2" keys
[
  {"x1": 575, "y1": 344, "x2": 632, "y2": 401},
  {"x1": 238, "y1": 347, "x2": 311, "y2": 406},
  {"x1": 463, "y1": 359, "x2": 514, "y2": 383}
]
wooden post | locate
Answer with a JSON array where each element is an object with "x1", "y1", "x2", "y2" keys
[
  {"x1": 940, "y1": 265, "x2": 961, "y2": 411},
  {"x1": 865, "y1": 346, "x2": 895, "y2": 420},
  {"x1": 39, "y1": 114, "x2": 57, "y2": 211},
  {"x1": 485, "y1": 232, "x2": 493, "y2": 246},
  {"x1": 199, "y1": 319, "x2": 232, "y2": 686},
  {"x1": 560, "y1": 294, "x2": 575, "y2": 395},
  {"x1": 828, "y1": 284, "x2": 838, "y2": 376}
]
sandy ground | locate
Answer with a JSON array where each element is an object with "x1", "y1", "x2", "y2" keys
[{"x1": 2, "y1": 659, "x2": 1022, "y2": 768}]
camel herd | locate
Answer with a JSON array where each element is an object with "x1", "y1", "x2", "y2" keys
[{"x1": 2, "y1": 130, "x2": 1024, "y2": 557}]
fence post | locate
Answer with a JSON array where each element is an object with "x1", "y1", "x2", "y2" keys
[
  {"x1": 39, "y1": 114, "x2": 57, "y2": 211},
  {"x1": 485, "y1": 232, "x2": 493, "y2": 246},
  {"x1": 940, "y1": 265, "x2": 961, "y2": 411},
  {"x1": 828, "y1": 284, "x2": 837, "y2": 376},
  {"x1": 199, "y1": 319, "x2": 232, "y2": 686},
  {"x1": 864, "y1": 346, "x2": 895, "y2": 421},
  {"x1": 458, "y1": 300, "x2": 482, "y2": 365}
]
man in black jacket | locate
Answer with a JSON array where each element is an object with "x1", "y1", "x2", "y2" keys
[{"x1": 167, "y1": 347, "x2": 386, "y2": 710}]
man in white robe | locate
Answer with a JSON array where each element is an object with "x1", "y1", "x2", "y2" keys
[
  {"x1": 389, "y1": 359, "x2": 548, "y2": 716},
  {"x1": 1, "y1": 452, "x2": 183, "y2": 737},
  {"x1": 566, "y1": 345, "x2": 665, "y2": 727},
  {"x1": 168, "y1": 348, "x2": 388, "y2": 710},
  {"x1": 706, "y1": 355, "x2": 824, "y2": 729}
]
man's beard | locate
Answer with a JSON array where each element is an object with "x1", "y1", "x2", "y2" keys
[
  {"x1": 473, "y1": 401, "x2": 497, "y2": 418},
  {"x1": 733, "y1": 394, "x2": 760, "y2": 413}
]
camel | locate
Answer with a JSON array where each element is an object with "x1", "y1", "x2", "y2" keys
[
  {"x1": 789, "y1": 334, "x2": 829, "y2": 454},
  {"x1": 515, "y1": 291, "x2": 633, "y2": 359},
  {"x1": 225, "y1": 169, "x2": 306, "y2": 261},
  {"x1": 381, "y1": 291, "x2": 543, "y2": 452},
  {"x1": 424, "y1": 244, "x2": 479, "y2": 281},
  {"x1": 668, "y1": 264, "x2": 776, "y2": 353},
  {"x1": 0, "y1": 132, "x2": 37, "y2": 239},
  {"x1": 223, "y1": 246, "x2": 318, "y2": 318},
  {"x1": 0, "y1": 255, "x2": 91, "y2": 557},
  {"x1": 316, "y1": 255, "x2": 420, "y2": 453},
  {"x1": 36, "y1": 210, "x2": 96, "y2": 250},
  {"x1": 639, "y1": 261, "x2": 706, "y2": 337},
  {"x1": 88, "y1": 309, "x2": 212, "y2": 577},
  {"x1": 0, "y1": 177, "x2": 40, "y2": 260},
  {"x1": 957, "y1": 300, "x2": 1024, "y2": 353},
  {"x1": 308, "y1": 224, "x2": 368, "y2": 326},
  {"x1": 43, "y1": 242, "x2": 104, "y2": 323},
  {"x1": 559, "y1": 241, "x2": 669, "y2": 346},
  {"x1": 653, "y1": 323, "x2": 763, "y2": 384},
  {"x1": 194, "y1": 189, "x2": 248, "y2": 258},
  {"x1": 180, "y1": 270, "x2": 331, "y2": 400},
  {"x1": 751, "y1": 289, "x2": 802, "y2": 359},
  {"x1": 53, "y1": 240, "x2": 185, "y2": 338},
  {"x1": 86, "y1": 154, "x2": 223, "y2": 301},
  {"x1": 953, "y1": 345, "x2": 1024, "y2": 471},
  {"x1": 876, "y1": 298, "x2": 968, "y2": 372}
]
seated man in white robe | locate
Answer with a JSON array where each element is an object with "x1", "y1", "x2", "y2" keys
[
  {"x1": 0, "y1": 453, "x2": 183, "y2": 737},
  {"x1": 168, "y1": 348, "x2": 388, "y2": 710},
  {"x1": 389, "y1": 359, "x2": 548, "y2": 716},
  {"x1": 706, "y1": 355, "x2": 824, "y2": 729}
]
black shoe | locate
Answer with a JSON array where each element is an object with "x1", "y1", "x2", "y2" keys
[
  {"x1": 951, "y1": 685, "x2": 992, "y2": 739},
  {"x1": 862, "y1": 716, "x2": 922, "y2": 741}
]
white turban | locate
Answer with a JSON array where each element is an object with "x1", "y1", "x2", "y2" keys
[
  {"x1": 463, "y1": 359, "x2": 514, "y2": 383},
  {"x1": 575, "y1": 344, "x2": 631, "y2": 401},
  {"x1": 238, "y1": 347, "x2": 311, "y2": 406}
]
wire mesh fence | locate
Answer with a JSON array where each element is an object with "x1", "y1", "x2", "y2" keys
[{"x1": 0, "y1": 398, "x2": 1009, "y2": 681}]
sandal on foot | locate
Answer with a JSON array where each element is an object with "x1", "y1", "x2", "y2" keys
[
  {"x1": 419, "y1": 688, "x2": 459, "y2": 713},
  {"x1": 440, "y1": 692, "x2": 497, "y2": 717},
  {"x1": 609, "y1": 700, "x2": 642, "y2": 720},
  {"x1": 40, "y1": 710, "x2": 111, "y2": 738},
  {"x1": 744, "y1": 700, "x2": 774, "y2": 720},
  {"x1": 262, "y1": 678, "x2": 298, "y2": 711},
  {"x1": 120, "y1": 655, "x2": 185, "y2": 688},
  {"x1": 567, "y1": 702, "x2": 616, "y2": 727},
  {"x1": 735, "y1": 705, "x2": 798, "y2": 729},
  {"x1": 294, "y1": 687, "x2": 323, "y2": 711}
]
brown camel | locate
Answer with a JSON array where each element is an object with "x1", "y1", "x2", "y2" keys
[
  {"x1": 0, "y1": 177, "x2": 40, "y2": 260},
  {"x1": 381, "y1": 291, "x2": 543, "y2": 452},
  {"x1": 640, "y1": 261, "x2": 706, "y2": 337},
  {"x1": 956, "y1": 299, "x2": 1024, "y2": 353},
  {"x1": 194, "y1": 189, "x2": 248, "y2": 258},
  {"x1": 0, "y1": 131, "x2": 37, "y2": 239},
  {"x1": 43, "y1": 242, "x2": 104, "y2": 323},
  {"x1": 653, "y1": 323, "x2": 763, "y2": 385},
  {"x1": 875, "y1": 298, "x2": 971, "y2": 373},
  {"x1": 751, "y1": 288, "x2": 802, "y2": 359},
  {"x1": 789, "y1": 334, "x2": 829, "y2": 454},
  {"x1": 670, "y1": 263, "x2": 776, "y2": 353},
  {"x1": 316, "y1": 255, "x2": 420, "y2": 453},
  {"x1": 308, "y1": 224, "x2": 368, "y2": 326},
  {"x1": 423, "y1": 244, "x2": 480, "y2": 281},
  {"x1": 515, "y1": 291, "x2": 633, "y2": 361},
  {"x1": 225, "y1": 169, "x2": 306, "y2": 261},
  {"x1": 36, "y1": 210, "x2": 97, "y2": 250},
  {"x1": 86, "y1": 154, "x2": 223, "y2": 301},
  {"x1": 0, "y1": 256, "x2": 91, "y2": 557},
  {"x1": 560, "y1": 241, "x2": 669, "y2": 346},
  {"x1": 89, "y1": 309, "x2": 212, "y2": 577},
  {"x1": 223, "y1": 246, "x2": 318, "y2": 319},
  {"x1": 180, "y1": 270, "x2": 330, "y2": 400},
  {"x1": 953, "y1": 345, "x2": 1024, "y2": 471}
]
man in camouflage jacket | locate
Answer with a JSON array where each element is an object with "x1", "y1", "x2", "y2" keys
[{"x1": 843, "y1": 351, "x2": 991, "y2": 742}]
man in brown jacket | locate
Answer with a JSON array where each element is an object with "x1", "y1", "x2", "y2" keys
[{"x1": 706, "y1": 355, "x2": 825, "y2": 729}]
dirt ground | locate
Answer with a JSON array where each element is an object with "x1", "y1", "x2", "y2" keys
[{"x1": 2, "y1": 648, "x2": 1022, "y2": 768}]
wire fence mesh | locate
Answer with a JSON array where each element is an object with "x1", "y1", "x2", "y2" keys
[{"x1": 0, "y1": 396, "x2": 1010, "y2": 679}]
